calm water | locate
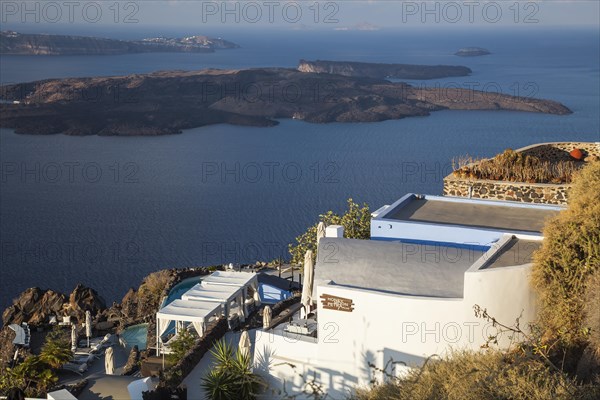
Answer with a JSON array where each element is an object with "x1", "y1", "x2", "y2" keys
[{"x1": 1, "y1": 28, "x2": 599, "y2": 312}]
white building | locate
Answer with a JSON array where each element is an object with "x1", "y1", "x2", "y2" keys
[{"x1": 251, "y1": 194, "x2": 563, "y2": 399}]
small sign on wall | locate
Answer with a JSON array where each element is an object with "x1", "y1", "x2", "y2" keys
[{"x1": 320, "y1": 294, "x2": 354, "y2": 312}]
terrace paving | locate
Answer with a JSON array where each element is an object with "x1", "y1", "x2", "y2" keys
[{"x1": 388, "y1": 198, "x2": 559, "y2": 233}]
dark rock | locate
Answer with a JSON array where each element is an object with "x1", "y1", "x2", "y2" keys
[
  {"x1": 0, "y1": 327, "x2": 17, "y2": 368},
  {"x1": 95, "y1": 321, "x2": 114, "y2": 331},
  {"x1": 68, "y1": 284, "x2": 106, "y2": 322},
  {"x1": 3, "y1": 288, "x2": 67, "y2": 326},
  {"x1": 123, "y1": 345, "x2": 141, "y2": 375}
]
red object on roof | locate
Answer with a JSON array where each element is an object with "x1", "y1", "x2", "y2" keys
[{"x1": 570, "y1": 148, "x2": 584, "y2": 160}]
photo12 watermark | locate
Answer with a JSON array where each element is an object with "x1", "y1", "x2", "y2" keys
[
  {"x1": 398, "y1": 1, "x2": 540, "y2": 25},
  {"x1": 199, "y1": 1, "x2": 340, "y2": 24},
  {"x1": 1, "y1": 1, "x2": 140, "y2": 24},
  {"x1": 1, "y1": 161, "x2": 140, "y2": 184},
  {"x1": 199, "y1": 160, "x2": 341, "y2": 185},
  {"x1": 1, "y1": 240, "x2": 142, "y2": 264}
]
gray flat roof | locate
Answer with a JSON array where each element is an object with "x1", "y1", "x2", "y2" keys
[
  {"x1": 387, "y1": 197, "x2": 559, "y2": 233},
  {"x1": 483, "y1": 238, "x2": 541, "y2": 269},
  {"x1": 316, "y1": 238, "x2": 485, "y2": 298}
]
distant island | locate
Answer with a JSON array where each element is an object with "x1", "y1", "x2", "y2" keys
[
  {"x1": 0, "y1": 65, "x2": 571, "y2": 136},
  {"x1": 298, "y1": 59, "x2": 471, "y2": 80},
  {"x1": 0, "y1": 31, "x2": 239, "y2": 55},
  {"x1": 455, "y1": 47, "x2": 491, "y2": 57}
]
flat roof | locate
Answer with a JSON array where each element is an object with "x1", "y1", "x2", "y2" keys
[
  {"x1": 156, "y1": 299, "x2": 222, "y2": 323},
  {"x1": 182, "y1": 283, "x2": 242, "y2": 302},
  {"x1": 482, "y1": 237, "x2": 541, "y2": 269},
  {"x1": 201, "y1": 271, "x2": 258, "y2": 287},
  {"x1": 316, "y1": 238, "x2": 485, "y2": 298},
  {"x1": 385, "y1": 196, "x2": 560, "y2": 233}
]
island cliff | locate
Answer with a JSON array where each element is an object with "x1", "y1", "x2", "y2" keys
[
  {"x1": 0, "y1": 31, "x2": 239, "y2": 55},
  {"x1": 298, "y1": 59, "x2": 472, "y2": 80},
  {"x1": 0, "y1": 67, "x2": 571, "y2": 136}
]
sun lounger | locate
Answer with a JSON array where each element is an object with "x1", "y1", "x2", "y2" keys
[
  {"x1": 73, "y1": 353, "x2": 96, "y2": 365},
  {"x1": 80, "y1": 333, "x2": 113, "y2": 353}
]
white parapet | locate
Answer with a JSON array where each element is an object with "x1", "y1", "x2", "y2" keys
[{"x1": 325, "y1": 225, "x2": 344, "y2": 238}]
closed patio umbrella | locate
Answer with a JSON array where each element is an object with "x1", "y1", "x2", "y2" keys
[
  {"x1": 105, "y1": 346, "x2": 115, "y2": 375},
  {"x1": 316, "y1": 222, "x2": 326, "y2": 243},
  {"x1": 70, "y1": 324, "x2": 77, "y2": 352},
  {"x1": 85, "y1": 311, "x2": 92, "y2": 348},
  {"x1": 262, "y1": 306, "x2": 272, "y2": 329},
  {"x1": 301, "y1": 250, "x2": 314, "y2": 319},
  {"x1": 238, "y1": 330, "x2": 251, "y2": 359}
]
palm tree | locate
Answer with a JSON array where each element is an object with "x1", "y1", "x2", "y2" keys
[
  {"x1": 201, "y1": 339, "x2": 265, "y2": 400},
  {"x1": 39, "y1": 334, "x2": 73, "y2": 369}
]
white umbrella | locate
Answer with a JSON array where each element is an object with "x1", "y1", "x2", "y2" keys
[
  {"x1": 316, "y1": 221, "x2": 326, "y2": 244},
  {"x1": 70, "y1": 324, "x2": 77, "y2": 352},
  {"x1": 238, "y1": 330, "x2": 251, "y2": 359},
  {"x1": 105, "y1": 346, "x2": 115, "y2": 375},
  {"x1": 85, "y1": 311, "x2": 92, "y2": 348},
  {"x1": 301, "y1": 250, "x2": 314, "y2": 319},
  {"x1": 262, "y1": 306, "x2": 272, "y2": 329}
]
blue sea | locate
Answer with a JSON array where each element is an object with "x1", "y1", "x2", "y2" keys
[{"x1": 1, "y1": 27, "x2": 599, "y2": 311}]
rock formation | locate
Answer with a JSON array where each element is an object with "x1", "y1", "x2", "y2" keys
[{"x1": 0, "y1": 68, "x2": 572, "y2": 136}]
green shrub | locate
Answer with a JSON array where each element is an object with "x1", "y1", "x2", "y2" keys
[
  {"x1": 288, "y1": 198, "x2": 371, "y2": 265},
  {"x1": 0, "y1": 328, "x2": 73, "y2": 397},
  {"x1": 166, "y1": 328, "x2": 196, "y2": 364},
  {"x1": 201, "y1": 339, "x2": 264, "y2": 400},
  {"x1": 531, "y1": 161, "x2": 600, "y2": 347}
]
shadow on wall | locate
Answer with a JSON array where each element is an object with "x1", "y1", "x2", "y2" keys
[{"x1": 254, "y1": 343, "x2": 359, "y2": 399}]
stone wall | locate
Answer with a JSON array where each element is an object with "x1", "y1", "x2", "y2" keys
[
  {"x1": 443, "y1": 177, "x2": 571, "y2": 205},
  {"x1": 443, "y1": 142, "x2": 599, "y2": 205}
]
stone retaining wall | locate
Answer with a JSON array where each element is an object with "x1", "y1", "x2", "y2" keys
[
  {"x1": 443, "y1": 177, "x2": 571, "y2": 205},
  {"x1": 443, "y1": 142, "x2": 599, "y2": 205}
]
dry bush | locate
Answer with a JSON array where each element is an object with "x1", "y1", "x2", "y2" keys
[
  {"x1": 138, "y1": 270, "x2": 172, "y2": 309},
  {"x1": 353, "y1": 350, "x2": 599, "y2": 400},
  {"x1": 452, "y1": 149, "x2": 582, "y2": 183},
  {"x1": 531, "y1": 161, "x2": 600, "y2": 347},
  {"x1": 585, "y1": 269, "x2": 600, "y2": 353}
]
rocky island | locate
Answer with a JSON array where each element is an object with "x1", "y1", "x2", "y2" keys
[
  {"x1": 455, "y1": 47, "x2": 491, "y2": 57},
  {"x1": 0, "y1": 30, "x2": 239, "y2": 55},
  {"x1": 0, "y1": 66, "x2": 571, "y2": 136},
  {"x1": 298, "y1": 59, "x2": 472, "y2": 80}
]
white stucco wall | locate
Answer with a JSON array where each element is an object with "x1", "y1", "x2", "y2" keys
[
  {"x1": 254, "y1": 263, "x2": 537, "y2": 399},
  {"x1": 371, "y1": 218, "x2": 502, "y2": 248}
]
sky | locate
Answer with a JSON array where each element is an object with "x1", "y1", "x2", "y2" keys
[{"x1": 0, "y1": 0, "x2": 598, "y2": 33}]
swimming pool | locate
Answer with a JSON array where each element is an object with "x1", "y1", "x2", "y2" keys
[
  {"x1": 162, "y1": 276, "x2": 204, "y2": 307},
  {"x1": 120, "y1": 323, "x2": 148, "y2": 350}
]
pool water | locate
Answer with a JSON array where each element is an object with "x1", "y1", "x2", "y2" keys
[
  {"x1": 120, "y1": 323, "x2": 148, "y2": 350},
  {"x1": 162, "y1": 276, "x2": 204, "y2": 307},
  {"x1": 259, "y1": 283, "x2": 292, "y2": 305}
]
